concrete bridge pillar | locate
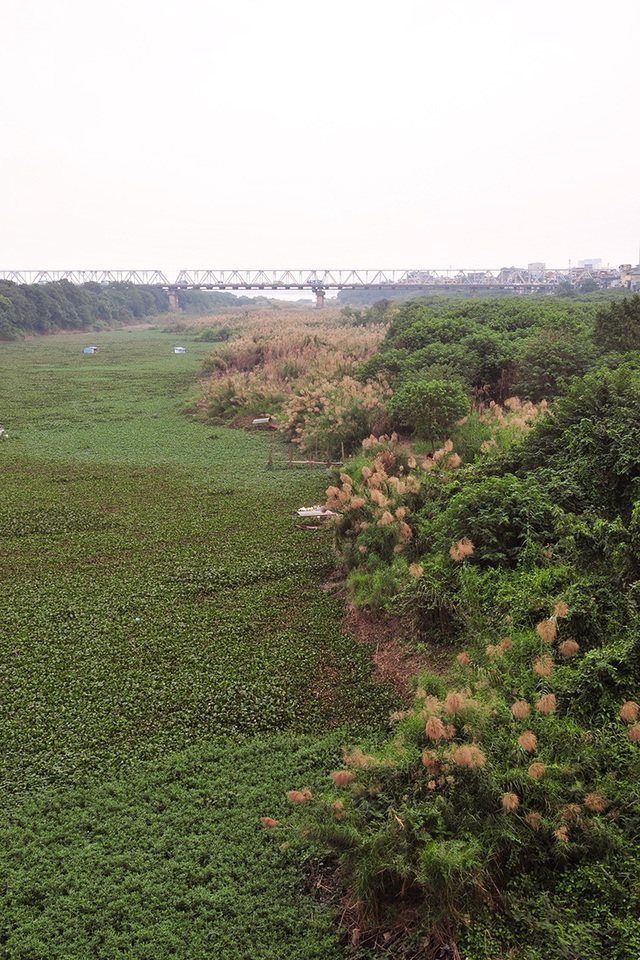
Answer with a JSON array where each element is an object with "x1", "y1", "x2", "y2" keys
[
  {"x1": 314, "y1": 287, "x2": 326, "y2": 309},
  {"x1": 167, "y1": 287, "x2": 180, "y2": 311}
]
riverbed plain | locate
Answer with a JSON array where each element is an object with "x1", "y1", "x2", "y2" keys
[{"x1": 0, "y1": 329, "x2": 395, "y2": 959}]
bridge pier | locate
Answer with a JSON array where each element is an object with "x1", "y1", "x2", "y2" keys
[
  {"x1": 167, "y1": 287, "x2": 180, "y2": 311},
  {"x1": 314, "y1": 287, "x2": 326, "y2": 309}
]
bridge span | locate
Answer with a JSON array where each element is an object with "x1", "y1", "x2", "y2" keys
[{"x1": 0, "y1": 266, "x2": 622, "y2": 308}]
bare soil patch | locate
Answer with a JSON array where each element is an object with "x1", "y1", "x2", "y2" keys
[{"x1": 334, "y1": 593, "x2": 452, "y2": 701}]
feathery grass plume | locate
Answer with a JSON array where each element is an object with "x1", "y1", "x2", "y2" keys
[
  {"x1": 349, "y1": 496, "x2": 366, "y2": 510},
  {"x1": 424, "y1": 695, "x2": 440, "y2": 712},
  {"x1": 445, "y1": 691, "x2": 464, "y2": 714},
  {"x1": 427, "y1": 779, "x2": 437, "y2": 789},
  {"x1": 358, "y1": 545, "x2": 367, "y2": 554},
  {"x1": 518, "y1": 731, "x2": 538, "y2": 753},
  {"x1": 560, "y1": 804, "x2": 581, "y2": 822},
  {"x1": 370, "y1": 488, "x2": 388, "y2": 506},
  {"x1": 422, "y1": 751, "x2": 440, "y2": 772},
  {"x1": 584, "y1": 792, "x2": 608, "y2": 813},
  {"x1": 533, "y1": 654, "x2": 554, "y2": 677},
  {"x1": 502, "y1": 792, "x2": 520, "y2": 811},
  {"x1": 425, "y1": 716, "x2": 447, "y2": 741},
  {"x1": 452, "y1": 745, "x2": 486, "y2": 768},
  {"x1": 536, "y1": 693, "x2": 557, "y2": 715},
  {"x1": 528, "y1": 762, "x2": 546, "y2": 780},
  {"x1": 449, "y1": 537, "x2": 475, "y2": 561},
  {"x1": 554, "y1": 826, "x2": 569, "y2": 843},
  {"x1": 389, "y1": 709, "x2": 409, "y2": 722},
  {"x1": 260, "y1": 817, "x2": 280, "y2": 828},
  {"x1": 333, "y1": 800, "x2": 344, "y2": 819},
  {"x1": 511, "y1": 700, "x2": 530, "y2": 719},
  {"x1": 536, "y1": 618, "x2": 557, "y2": 643},
  {"x1": 500, "y1": 637, "x2": 513, "y2": 651},
  {"x1": 331, "y1": 770, "x2": 356, "y2": 787},
  {"x1": 525, "y1": 811, "x2": 543, "y2": 830},
  {"x1": 446, "y1": 453, "x2": 462, "y2": 469},
  {"x1": 409, "y1": 562, "x2": 424, "y2": 578},
  {"x1": 343, "y1": 747, "x2": 376, "y2": 767},
  {"x1": 398, "y1": 521, "x2": 413, "y2": 541},
  {"x1": 627, "y1": 723, "x2": 640, "y2": 743},
  {"x1": 620, "y1": 701, "x2": 640, "y2": 722},
  {"x1": 395, "y1": 506, "x2": 408, "y2": 519},
  {"x1": 376, "y1": 510, "x2": 394, "y2": 527},
  {"x1": 456, "y1": 651, "x2": 470, "y2": 666},
  {"x1": 554, "y1": 601, "x2": 569, "y2": 618},
  {"x1": 287, "y1": 789, "x2": 312, "y2": 803},
  {"x1": 485, "y1": 643, "x2": 503, "y2": 658},
  {"x1": 559, "y1": 639, "x2": 580, "y2": 658}
]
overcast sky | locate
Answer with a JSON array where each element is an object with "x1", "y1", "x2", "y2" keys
[{"x1": 1, "y1": 0, "x2": 639, "y2": 279}]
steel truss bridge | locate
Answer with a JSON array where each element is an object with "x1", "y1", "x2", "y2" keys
[{"x1": 0, "y1": 266, "x2": 620, "y2": 307}]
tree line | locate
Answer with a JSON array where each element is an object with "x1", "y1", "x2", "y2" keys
[{"x1": 0, "y1": 280, "x2": 237, "y2": 340}]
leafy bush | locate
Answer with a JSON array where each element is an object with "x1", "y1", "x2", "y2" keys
[{"x1": 388, "y1": 379, "x2": 470, "y2": 448}]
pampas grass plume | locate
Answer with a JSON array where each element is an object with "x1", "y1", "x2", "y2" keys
[
  {"x1": 620, "y1": 701, "x2": 639, "y2": 723},
  {"x1": 559, "y1": 640, "x2": 580, "y2": 658},
  {"x1": 511, "y1": 700, "x2": 530, "y2": 719},
  {"x1": 536, "y1": 619, "x2": 557, "y2": 643},
  {"x1": 528, "y1": 762, "x2": 546, "y2": 780},
  {"x1": 584, "y1": 792, "x2": 608, "y2": 813},
  {"x1": 502, "y1": 792, "x2": 520, "y2": 811},
  {"x1": 518, "y1": 731, "x2": 538, "y2": 753},
  {"x1": 533, "y1": 655, "x2": 554, "y2": 677},
  {"x1": 536, "y1": 693, "x2": 557, "y2": 715},
  {"x1": 287, "y1": 789, "x2": 312, "y2": 803},
  {"x1": 449, "y1": 537, "x2": 474, "y2": 561},
  {"x1": 627, "y1": 723, "x2": 640, "y2": 743},
  {"x1": 452, "y1": 745, "x2": 486, "y2": 768},
  {"x1": 445, "y1": 691, "x2": 463, "y2": 714},
  {"x1": 331, "y1": 770, "x2": 355, "y2": 787},
  {"x1": 425, "y1": 717, "x2": 446, "y2": 741},
  {"x1": 260, "y1": 817, "x2": 280, "y2": 828}
]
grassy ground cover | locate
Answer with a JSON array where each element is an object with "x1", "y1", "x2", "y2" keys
[{"x1": 0, "y1": 329, "x2": 395, "y2": 958}]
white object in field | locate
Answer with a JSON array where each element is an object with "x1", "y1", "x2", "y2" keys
[{"x1": 296, "y1": 506, "x2": 337, "y2": 518}]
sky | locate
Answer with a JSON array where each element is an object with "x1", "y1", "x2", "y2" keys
[{"x1": 1, "y1": 0, "x2": 639, "y2": 281}]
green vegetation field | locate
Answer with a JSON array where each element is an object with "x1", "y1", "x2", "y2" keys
[{"x1": 0, "y1": 330, "x2": 394, "y2": 959}]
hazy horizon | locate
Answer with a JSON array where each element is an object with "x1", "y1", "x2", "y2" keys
[{"x1": 2, "y1": 0, "x2": 639, "y2": 274}]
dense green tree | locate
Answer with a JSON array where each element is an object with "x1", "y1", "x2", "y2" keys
[
  {"x1": 389, "y1": 378, "x2": 470, "y2": 447},
  {"x1": 593, "y1": 294, "x2": 640, "y2": 353},
  {"x1": 515, "y1": 326, "x2": 595, "y2": 401}
]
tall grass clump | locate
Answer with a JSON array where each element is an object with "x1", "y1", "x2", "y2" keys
[{"x1": 289, "y1": 364, "x2": 640, "y2": 957}]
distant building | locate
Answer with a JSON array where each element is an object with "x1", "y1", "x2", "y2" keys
[
  {"x1": 578, "y1": 259, "x2": 602, "y2": 269},
  {"x1": 173, "y1": 347, "x2": 186, "y2": 354},
  {"x1": 527, "y1": 262, "x2": 546, "y2": 279},
  {"x1": 83, "y1": 346, "x2": 99, "y2": 354},
  {"x1": 620, "y1": 265, "x2": 640, "y2": 291}
]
